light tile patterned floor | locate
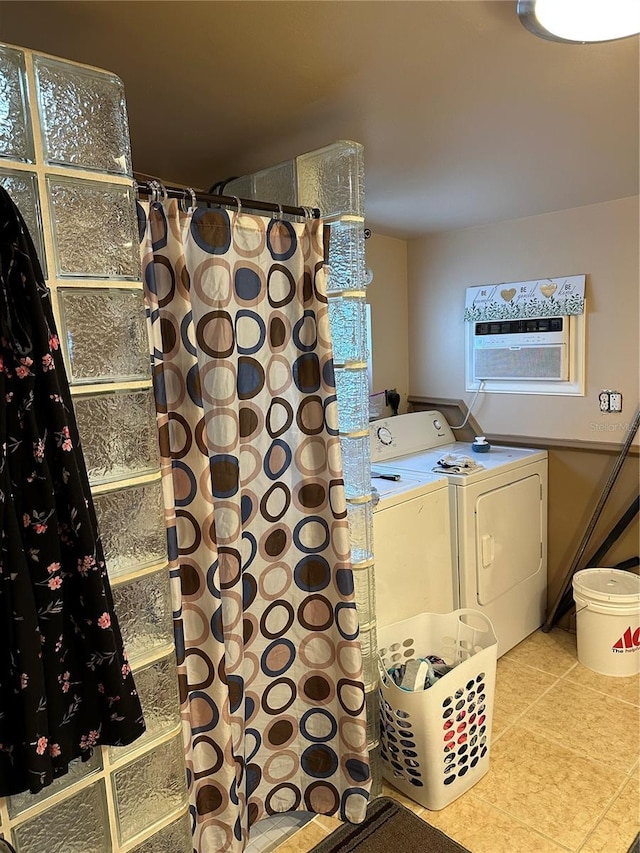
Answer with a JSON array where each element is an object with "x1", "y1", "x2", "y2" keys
[
  {"x1": 246, "y1": 812, "x2": 316, "y2": 853},
  {"x1": 262, "y1": 629, "x2": 639, "y2": 853}
]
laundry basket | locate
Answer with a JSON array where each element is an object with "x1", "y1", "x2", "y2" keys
[{"x1": 378, "y1": 609, "x2": 497, "y2": 810}]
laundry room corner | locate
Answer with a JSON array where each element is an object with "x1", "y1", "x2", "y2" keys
[{"x1": 403, "y1": 197, "x2": 639, "y2": 618}]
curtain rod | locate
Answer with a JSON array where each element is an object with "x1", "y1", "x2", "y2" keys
[{"x1": 134, "y1": 179, "x2": 321, "y2": 220}]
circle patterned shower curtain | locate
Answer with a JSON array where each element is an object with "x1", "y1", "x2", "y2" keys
[{"x1": 139, "y1": 200, "x2": 371, "y2": 853}]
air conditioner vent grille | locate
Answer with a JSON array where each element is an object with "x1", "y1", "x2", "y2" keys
[{"x1": 474, "y1": 345, "x2": 565, "y2": 380}]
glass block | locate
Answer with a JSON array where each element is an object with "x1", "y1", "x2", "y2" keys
[
  {"x1": 8, "y1": 750, "x2": 102, "y2": 817},
  {"x1": 334, "y1": 366, "x2": 369, "y2": 433},
  {"x1": 352, "y1": 563, "x2": 376, "y2": 627},
  {"x1": 34, "y1": 56, "x2": 131, "y2": 175},
  {"x1": 326, "y1": 219, "x2": 366, "y2": 291},
  {"x1": 75, "y1": 390, "x2": 159, "y2": 485},
  {"x1": 365, "y1": 687, "x2": 379, "y2": 745},
  {"x1": 59, "y1": 288, "x2": 150, "y2": 384},
  {"x1": 346, "y1": 499, "x2": 373, "y2": 564},
  {"x1": 12, "y1": 781, "x2": 109, "y2": 853},
  {"x1": 0, "y1": 167, "x2": 46, "y2": 276},
  {"x1": 328, "y1": 296, "x2": 368, "y2": 364},
  {"x1": 340, "y1": 435, "x2": 370, "y2": 500},
  {"x1": 296, "y1": 141, "x2": 364, "y2": 218},
  {"x1": 113, "y1": 735, "x2": 187, "y2": 844},
  {"x1": 94, "y1": 480, "x2": 167, "y2": 580},
  {"x1": 252, "y1": 160, "x2": 297, "y2": 208},
  {"x1": 46, "y1": 177, "x2": 140, "y2": 279},
  {"x1": 110, "y1": 653, "x2": 180, "y2": 761},
  {"x1": 359, "y1": 625, "x2": 378, "y2": 694},
  {"x1": 368, "y1": 740, "x2": 383, "y2": 797},
  {"x1": 112, "y1": 569, "x2": 174, "y2": 663},
  {"x1": 130, "y1": 814, "x2": 192, "y2": 853},
  {"x1": 220, "y1": 175, "x2": 253, "y2": 199},
  {"x1": 0, "y1": 45, "x2": 34, "y2": 162}
]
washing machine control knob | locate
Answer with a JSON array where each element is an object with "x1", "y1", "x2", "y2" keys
[
  {"x1": 377, "y1": 426, "x2": 393, "y2": 446},
  {"x1": 433, "y1": 418, "x2": 442, "y2": 430}
]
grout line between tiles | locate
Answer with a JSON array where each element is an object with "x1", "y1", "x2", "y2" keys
[
  {"x1": 572, "y1": 771, "x2": 638, "y2": 853},
  {"x1": 511, "y1": 686, "x2": 639, "y2": 777},
  {"x1": 501, "y1": 655, "x2": 579, "y2": 680},
  {"x1": 470, "y1": 724, "x2": 633, "y2": 849},
  {"x1": 493, "y1": 665, "x2": 565, "y2": 727},
  {"x1": 497, "y1": 665, "x2": 638, "y2": 765},
  {"x1": 463, "y1": 790, "x2": 576, "y2": 851},
  {"x1": 429, "y1": 791, "x2": 576, "y2": 853},
  {"x1": 574, "y1": 822, "x2": 600, "y2": 853},
  {"x1": 503, "y1": 715, "x2": 634, "y2": 775},
  {"x1": 559, "y1": 671, "x2": 640, "y2": 708}
]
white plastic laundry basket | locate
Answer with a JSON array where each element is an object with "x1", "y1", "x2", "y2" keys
[
  {"x1": 378, "y1": 609, "x2": 497, "y2": 811},
  {"x1": 572, "y1": 568, "x2": 640, "y2": 677}
]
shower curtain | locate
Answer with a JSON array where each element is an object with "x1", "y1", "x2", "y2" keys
[{"x1": 139, "y1": 199, "x2": 371, "y2": 853}]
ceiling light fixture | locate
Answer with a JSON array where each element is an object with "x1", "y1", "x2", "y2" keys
[{"x1": 517, "y1": 0, "x2": 640, "y2": 44}]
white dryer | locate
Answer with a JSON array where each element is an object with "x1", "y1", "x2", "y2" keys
[
  {"x1": 372, "y1": 469, "x2": 454, "y2": 630},
  {"x1": 371, "y1": 411, "x2": 548, "y2": 656}
]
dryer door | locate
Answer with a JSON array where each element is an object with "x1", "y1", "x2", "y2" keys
[{"x1": 474, "y1": 474, "x2": 543, "y2": 605}]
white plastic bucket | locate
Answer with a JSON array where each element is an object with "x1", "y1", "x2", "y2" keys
[{"x1": 572, "y1": 568, "x2": 640, "y2": 677}]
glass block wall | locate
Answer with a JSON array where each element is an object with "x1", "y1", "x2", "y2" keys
[
  {"x1": 225, "y1": 142, "x2": 381, "y2": 794},
  {"x1": 0, "y1": 43, "x2": 189, "y2": 852}
]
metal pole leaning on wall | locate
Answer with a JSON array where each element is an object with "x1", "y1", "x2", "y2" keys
[
  {"x1": 552, "y1": 494, "x2": 640, "y2": 626},
  {"x1": 543, "y1": 407, "x2": 640, "y2": 632}
]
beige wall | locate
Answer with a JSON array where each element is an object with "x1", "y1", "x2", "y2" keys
[
  {"x1": 366, "y1": 232, "x2": 410, "y2": 414},
  {"x1": 546, "y1": 446, "x2": 639, "y2": 621},
  {"x1": 403, "y1": 197, "x2": 640, "y2": 610},
  {"x1": 406, "y1": 197, "x2": 640, "y2": 446}
]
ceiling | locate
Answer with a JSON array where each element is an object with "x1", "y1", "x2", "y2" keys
[{"x1": 1, "y1": 1, "x2": 638, "y2": 238}]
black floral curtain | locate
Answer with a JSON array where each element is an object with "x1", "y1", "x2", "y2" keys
[{"x1": 0, "y1": 186, "x2": 145, "y2": 797}]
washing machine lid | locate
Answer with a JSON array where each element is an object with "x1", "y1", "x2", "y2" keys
[
  {"x1": 377, "y1": 442, "x2": 547, "y2": 483},
  {"x1": 371, "y1": 466, "x2": 448, "y2": 510}
]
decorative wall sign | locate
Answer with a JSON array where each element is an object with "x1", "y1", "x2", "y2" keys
[{"x1": 464, "y1": 275, "x2": 585, "y2": 321}]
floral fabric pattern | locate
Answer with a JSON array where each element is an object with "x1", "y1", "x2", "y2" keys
[{"x1": 0, "y1": 187, "x2": 145, "y2": 797}]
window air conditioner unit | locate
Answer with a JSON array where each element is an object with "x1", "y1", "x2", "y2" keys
[{"x1": 472, "y1": 317, "x2": 569, "y2": 381}]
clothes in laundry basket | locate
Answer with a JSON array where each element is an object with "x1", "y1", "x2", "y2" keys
[{"x1": 388, "y1": 655, "x2": 455, "y2": 691}]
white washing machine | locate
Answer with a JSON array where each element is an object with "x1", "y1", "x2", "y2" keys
[
  {"x1": 371, "y1": 411, "x2": 548, "y2": 656},
  {"x1": 372, "y1": 468, "x2": 454, "y2": 630}
]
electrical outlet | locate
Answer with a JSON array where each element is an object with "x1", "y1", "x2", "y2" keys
[
  {"x1": 599, "y1": 390, "x2": 623, "y2": 413},
  {"x1": 609, "y1": 392, "x2": 622, "y2": 412}
]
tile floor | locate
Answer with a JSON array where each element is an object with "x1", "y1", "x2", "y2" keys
[
  {"x1": 246, "y1": 812, "x2": 315, "y2": 853},
  {"x1": 257, "y1": 628, "x2": 639, "y2": 853}
]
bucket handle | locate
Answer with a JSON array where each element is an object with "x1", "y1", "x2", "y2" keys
[{"x1": 575, "y1": 603, "x2": 588, "y2": 615}]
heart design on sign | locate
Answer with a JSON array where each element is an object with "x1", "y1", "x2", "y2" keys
[
  {"x1": 500, "y1": 288, "x2": 516, "y2": 302},
  {"x1": 541, "y1": 283, "x2": 557, "y2": 298}
]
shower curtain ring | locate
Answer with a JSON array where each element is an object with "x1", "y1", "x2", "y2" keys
[
  {"x1": 157, "y1": 181, "x2": 168, "y2": 205},
  {"x1": 148, "y1": 180, "x2": 161, "y2": 205},
  {"x1": 272, "y1": 204, "x2": 283, "y2": 221},
  {"x1": 132, "y1": 179, "x2": 140, "y2": 200},
  {"x1": 231, "y1": 196, "x2": 242, "y2": 215},
  {"x1": 302, "y1": 206, "x2": 314, "y2": 220},
  {"x1": 180, "y1": 188, "x2": 197, "y2": 213}
]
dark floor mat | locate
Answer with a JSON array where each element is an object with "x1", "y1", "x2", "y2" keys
[{"x1": 309, "y1": 796, "x2": 471, "y2": 853}]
